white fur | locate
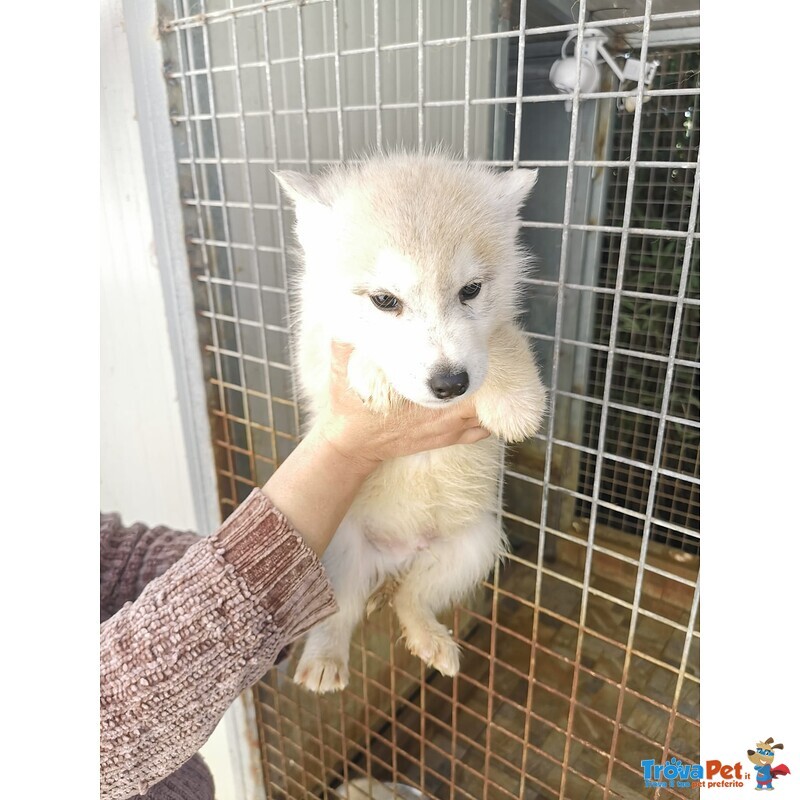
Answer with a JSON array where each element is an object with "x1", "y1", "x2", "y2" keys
[{"x1": 276, "y1": 152, "x2": 548, "y2": 693}]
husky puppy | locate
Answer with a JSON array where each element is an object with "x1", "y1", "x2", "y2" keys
[{"x1": 276, "y1": 152, "x2": 547, "y2": 693}]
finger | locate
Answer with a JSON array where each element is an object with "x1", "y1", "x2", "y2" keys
[
  {"x1": 411, "y1": 410, "x2": 480, "y2": 438},
  {"x1": 425, "y1": 424, "x2": 490, "y2": 452},
  {"x1": 329, "y1": 340, "x2": 354, "y2": 390},
  {"x1": 432, "y1": 399, "x2": 477, "y2": 422},
  {"x1": 454, "y1": 399, "x2": 478, "y2": 417},
  {"x1": 330, "y1": 340, "x2": 354, "y2": 372},
  {"x1": 455, "y1": 426, "x2": 491, "y2": 445}
]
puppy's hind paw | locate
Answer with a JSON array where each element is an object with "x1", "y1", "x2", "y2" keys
[
  {"x1": 403, "y1": 625, "x2": 461, "y2": 677},
  {"x1": 365, "y1": 577, "x2": 400, "y2": 618},
  {"x1": 293, "y1": 656, "x2": 350, "y2": 694}
]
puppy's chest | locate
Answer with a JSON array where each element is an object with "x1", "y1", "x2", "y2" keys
[
  {"x1": 349, "y1": 439, "x2": 501, "y2": 541},
  {"x1": 363, "y1": 525, "x2": 439, "y2": 559}
]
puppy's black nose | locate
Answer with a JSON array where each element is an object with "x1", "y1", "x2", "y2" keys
[{"x1": 428, "y1": 370, "x2": 469, "y2": 399}]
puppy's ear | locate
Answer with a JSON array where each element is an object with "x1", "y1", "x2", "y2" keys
[
  {"x1": 274, "y1": 171, "x2": 327, "y2": 207},
  {"x1": 274, "y1": 171, "x2": 336, "y2": 256},
  {"x1": 274, "y1": 170, "x2": 334, "y2": 246},
  {"x1": 494, "y1": 168, "x2": 538, "y2": 216}
]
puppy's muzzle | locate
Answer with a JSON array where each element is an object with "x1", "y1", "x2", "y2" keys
[{"x1": 428, "y1": 369, "x2": 469, "y2": 400}]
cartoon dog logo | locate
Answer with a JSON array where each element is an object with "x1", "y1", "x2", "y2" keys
[{"x1": 747, "y1": 738, "x2": 791, "y2": 791}]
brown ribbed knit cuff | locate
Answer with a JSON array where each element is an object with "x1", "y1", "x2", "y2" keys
[
  {"x1": 213, "y1": 489, "x2": 338, "y2": 644},
  {"x1": 133, "y1": 754, "x2": 215, "y2": 800}
]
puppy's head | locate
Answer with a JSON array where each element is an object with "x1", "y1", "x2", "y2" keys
[{"x1": 277, "y1": 153, "x2": 537, "y2": 407}]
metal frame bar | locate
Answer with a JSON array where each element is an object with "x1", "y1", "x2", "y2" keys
[
  {"x1": 163, "y1": 5, "x2": 699, "y2": 33},
  {"x1": 122, "y1": 0, "x2": 220, "y2": 536}
]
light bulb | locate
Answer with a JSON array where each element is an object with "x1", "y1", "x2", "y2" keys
[{"x1": 549, "y1": 56, "x2": 601, "y2": 96}]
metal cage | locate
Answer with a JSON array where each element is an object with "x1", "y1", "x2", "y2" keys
[{"x1": 153, "y1": 0, "x2": 700, "y2": 797}]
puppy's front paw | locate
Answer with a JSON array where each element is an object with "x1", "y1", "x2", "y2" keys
[
  {"x1": 475, "y1": 324, "x2": 548, "y2": 443},
  {"x1": 347, "y1": 349, "x2": 394, "y2": 412},
  {"x1": 294, "y1": 655, "x2": 350, "y2": 693},
  {"x1": 402, "y1": 623, "x2": 461, "y2": 677},
  {"x1": 475, "y1": 378, "x2": 546, "y2": 444}
]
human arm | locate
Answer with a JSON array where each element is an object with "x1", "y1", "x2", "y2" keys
[
  {"x1": 100, "y1": 491, "x2": 335, "y2": 800},
  {"x1": 100, "y1": 516, "x2": 201, "y2": 622},
  {"x1": 100, "y1": 342, "x2": 488, "y2": 799}
]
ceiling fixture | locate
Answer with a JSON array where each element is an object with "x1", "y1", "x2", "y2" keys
[{"x1": 549, "y1": 29, "x2": 660, "y2": 112}]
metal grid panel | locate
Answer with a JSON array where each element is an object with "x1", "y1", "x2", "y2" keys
[
  {"x1": 577, "y1": 47, "x2": 700, "y2": 553},
  {"x1": 157, "y1": 1, "x2": 700, "y2": 798}
]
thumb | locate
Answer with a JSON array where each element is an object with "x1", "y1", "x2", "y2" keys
[{"x1": 329, "y1": 340, "x2": 354, "y2": 390}]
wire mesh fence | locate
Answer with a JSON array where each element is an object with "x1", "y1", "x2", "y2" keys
[
  {"x1": 156, "y1": 1, "x2": 700, "y2": 797},
  {"x1": 576, "y1": 47, "x2": 700, "y2": 553}
]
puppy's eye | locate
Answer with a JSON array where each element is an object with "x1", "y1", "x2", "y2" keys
[
  {"x1": 459, "y1": 281, "x2": 482, "y2": 302},
  {"x1": 370, "y1": 293, "x2": 400, "y2": 311}
]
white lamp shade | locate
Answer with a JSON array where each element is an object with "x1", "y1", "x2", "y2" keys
[{"x1": 549, "y1": 56, "x2": 601, "y2": 95}]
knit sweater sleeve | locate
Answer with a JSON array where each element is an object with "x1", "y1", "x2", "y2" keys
[
  {"x1": 100, "y1": 489, "x2": 338, "y2": 800},
  {"x1": 100, "y1": 515, "x2": 202, "y2": 623}
]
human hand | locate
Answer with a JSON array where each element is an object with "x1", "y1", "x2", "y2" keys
[{"x1": 313, "y1": 341, "x2": 491, "y2": 475}]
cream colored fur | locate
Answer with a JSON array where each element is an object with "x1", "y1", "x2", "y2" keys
[{"x1": 276, "y1": 152, "x2": 547, "y2": 693}]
